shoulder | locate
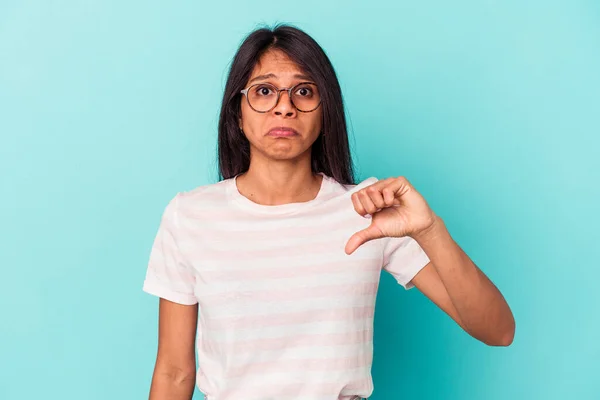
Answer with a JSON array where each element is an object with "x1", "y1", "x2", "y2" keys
[
  {"x1": 327, "y1": 175, "x2": 380, "y2": 195},
  {"x1": 171, "y1": 178, "x2": 232, "y2": 214}
]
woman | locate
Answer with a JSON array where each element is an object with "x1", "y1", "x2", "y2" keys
[{"x1": 143, "y1": 24, "x2": 515, "y2": 400}]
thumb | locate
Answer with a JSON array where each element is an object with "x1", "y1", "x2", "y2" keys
[{"x1": 345, "y1": 224, "x2": 383, "y2": 255}]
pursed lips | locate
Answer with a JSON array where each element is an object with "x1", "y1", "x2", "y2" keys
[{"x1": 267, "y1": 127, "x2": 299, "y2": 137}]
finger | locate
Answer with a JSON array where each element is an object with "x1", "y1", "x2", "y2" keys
[
  {"x1": 365, "y1": 185, "x2": 387, "y2": 210},
  {"x1": 382, "y1": 186, "x2": 395, "y2": 206},
  {"x1": 351, "y1": 192, "x2": 367, "y2": 216},
  {"x1": 358, "y1": 190, "x2": 379, "y2": 214},
  {"x1": 388, "y1": 176, "x2": 412, "y2": 199},
  {"x1": 345, "y1": 225, "x2": 381, "y2": 255},
  {"x1": 365, "y1": 178, "x2": 400, "y2": 209}
]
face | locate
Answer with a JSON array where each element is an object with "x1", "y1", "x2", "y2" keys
[{"x1": 238, "y1": 49, "x2": 323, "y2": 163}]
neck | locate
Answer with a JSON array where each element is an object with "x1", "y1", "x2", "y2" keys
[{"x1": 235, "y1": 163, "x2": 323, "y2": 206}]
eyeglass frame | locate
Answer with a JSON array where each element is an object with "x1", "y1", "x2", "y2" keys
[{"x1": 239, "y1": 81, "x2": 322, "y2": 113}]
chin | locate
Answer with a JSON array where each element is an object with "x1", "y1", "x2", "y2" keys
[{"x1": 264, "y1": 145, "x2": 311, "y2": 161}]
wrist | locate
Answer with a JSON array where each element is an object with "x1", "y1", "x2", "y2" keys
[{"x1": 411, "y1": 215, "x2": 446, "y2": 244}]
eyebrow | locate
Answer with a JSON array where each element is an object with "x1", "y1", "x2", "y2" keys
[{"x1": 247, "y1": 73, "x2": 313, "y2": 85}]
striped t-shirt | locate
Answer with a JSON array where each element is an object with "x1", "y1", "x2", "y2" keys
[{"x1": 143, "y1": 172, "x2": 430, "y2": 400}]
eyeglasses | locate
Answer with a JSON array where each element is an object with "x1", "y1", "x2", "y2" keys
[{"x1": 240, "y1": 82, "x2": 321, "y2": 113}]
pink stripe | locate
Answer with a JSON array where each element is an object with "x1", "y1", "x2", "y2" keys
[
  {"x1": 214, "y1": 329, "x2": 372, "y2": 353},
  {"x1": 198, "y1": 237, "x2": 377, "y2": 262},
  {"x1": 202, "y1": 282, "x2": 378, "y2": 306},
  {"x1": 218, "y1": 374, "x2": 373, "y2": 399},
  {"x1": 201, "y1": 259, "x2": 381, "y2": 281},
  {"x1": 181, "y1": 215, "x2": 367, "y2": 241},
  {"x1": 225, "y1": 354, "x2": 373, "y2": 378},
  {"x1": 207, "y1": 306, "x2": 374, "y2": 330}
]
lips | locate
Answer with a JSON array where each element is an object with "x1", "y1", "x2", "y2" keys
[{"x1": 267, "y1": 127, "x2": 299, "y2": 137}]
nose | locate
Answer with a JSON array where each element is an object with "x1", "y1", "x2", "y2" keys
[{"x1": 272, "y1": 89, "x2": 297, "y2": 117}]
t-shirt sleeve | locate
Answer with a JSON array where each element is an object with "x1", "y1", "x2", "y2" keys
[
  {"x1": 382, "y1": 235, "x2": 431, "y2": 290},
  {"x1": 142, "y1": 193, "x2": 198, "y2": 305}
]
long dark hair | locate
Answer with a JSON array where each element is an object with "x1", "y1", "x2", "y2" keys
[{"x1": 217, "y1": 23, "x2": 355, "y2": 185}]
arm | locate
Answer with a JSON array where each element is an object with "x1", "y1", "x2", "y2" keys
[
  {"x1": 149, "y1": 298, "x2": 198, "y2": 400},
  {"x1": 410, "y1": 217, "x2": 515, "y2": 347}
]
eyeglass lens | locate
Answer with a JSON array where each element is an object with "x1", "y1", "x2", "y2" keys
[{"x1": 247, "y1": 83, "x2": 320, "y2": 112}]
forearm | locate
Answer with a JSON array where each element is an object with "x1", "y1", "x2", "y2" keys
[
  {"x1": 413, "y1": 217, "x2": 515, "y2": 346},
  {"x1": 149, "y1": 362, "x2": 196, "y2": 400}
]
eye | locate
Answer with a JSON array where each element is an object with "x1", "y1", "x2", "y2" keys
[
  {"x1": 294, "y1": 85, "x2": 314, "y2": 97},
  {"x1": 254, "y1": 85, "x2": 275, "y2": 96}
]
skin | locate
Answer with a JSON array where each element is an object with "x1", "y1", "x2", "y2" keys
[
  {"x1": 148, "y1": 300, "x2": 197, "y2": 400},
  {"x1": 235, "y1": 48, "x2": 325, "y2": 206},
  {"x1": 148, "y1": 48, "x2": 514, "y2": 400}
]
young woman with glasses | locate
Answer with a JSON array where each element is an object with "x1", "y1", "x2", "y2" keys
[{"x1": 143, "y1": 24, "x2": 515, "y2": 400}]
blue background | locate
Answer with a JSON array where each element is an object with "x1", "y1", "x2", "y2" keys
[{"x1": 1, "y1": 1, "x2": 599, "y2": 399}]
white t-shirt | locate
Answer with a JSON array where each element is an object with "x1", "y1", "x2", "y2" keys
[{"x1": 143, "y1": 172, "x2": 430, "y2": 400}]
